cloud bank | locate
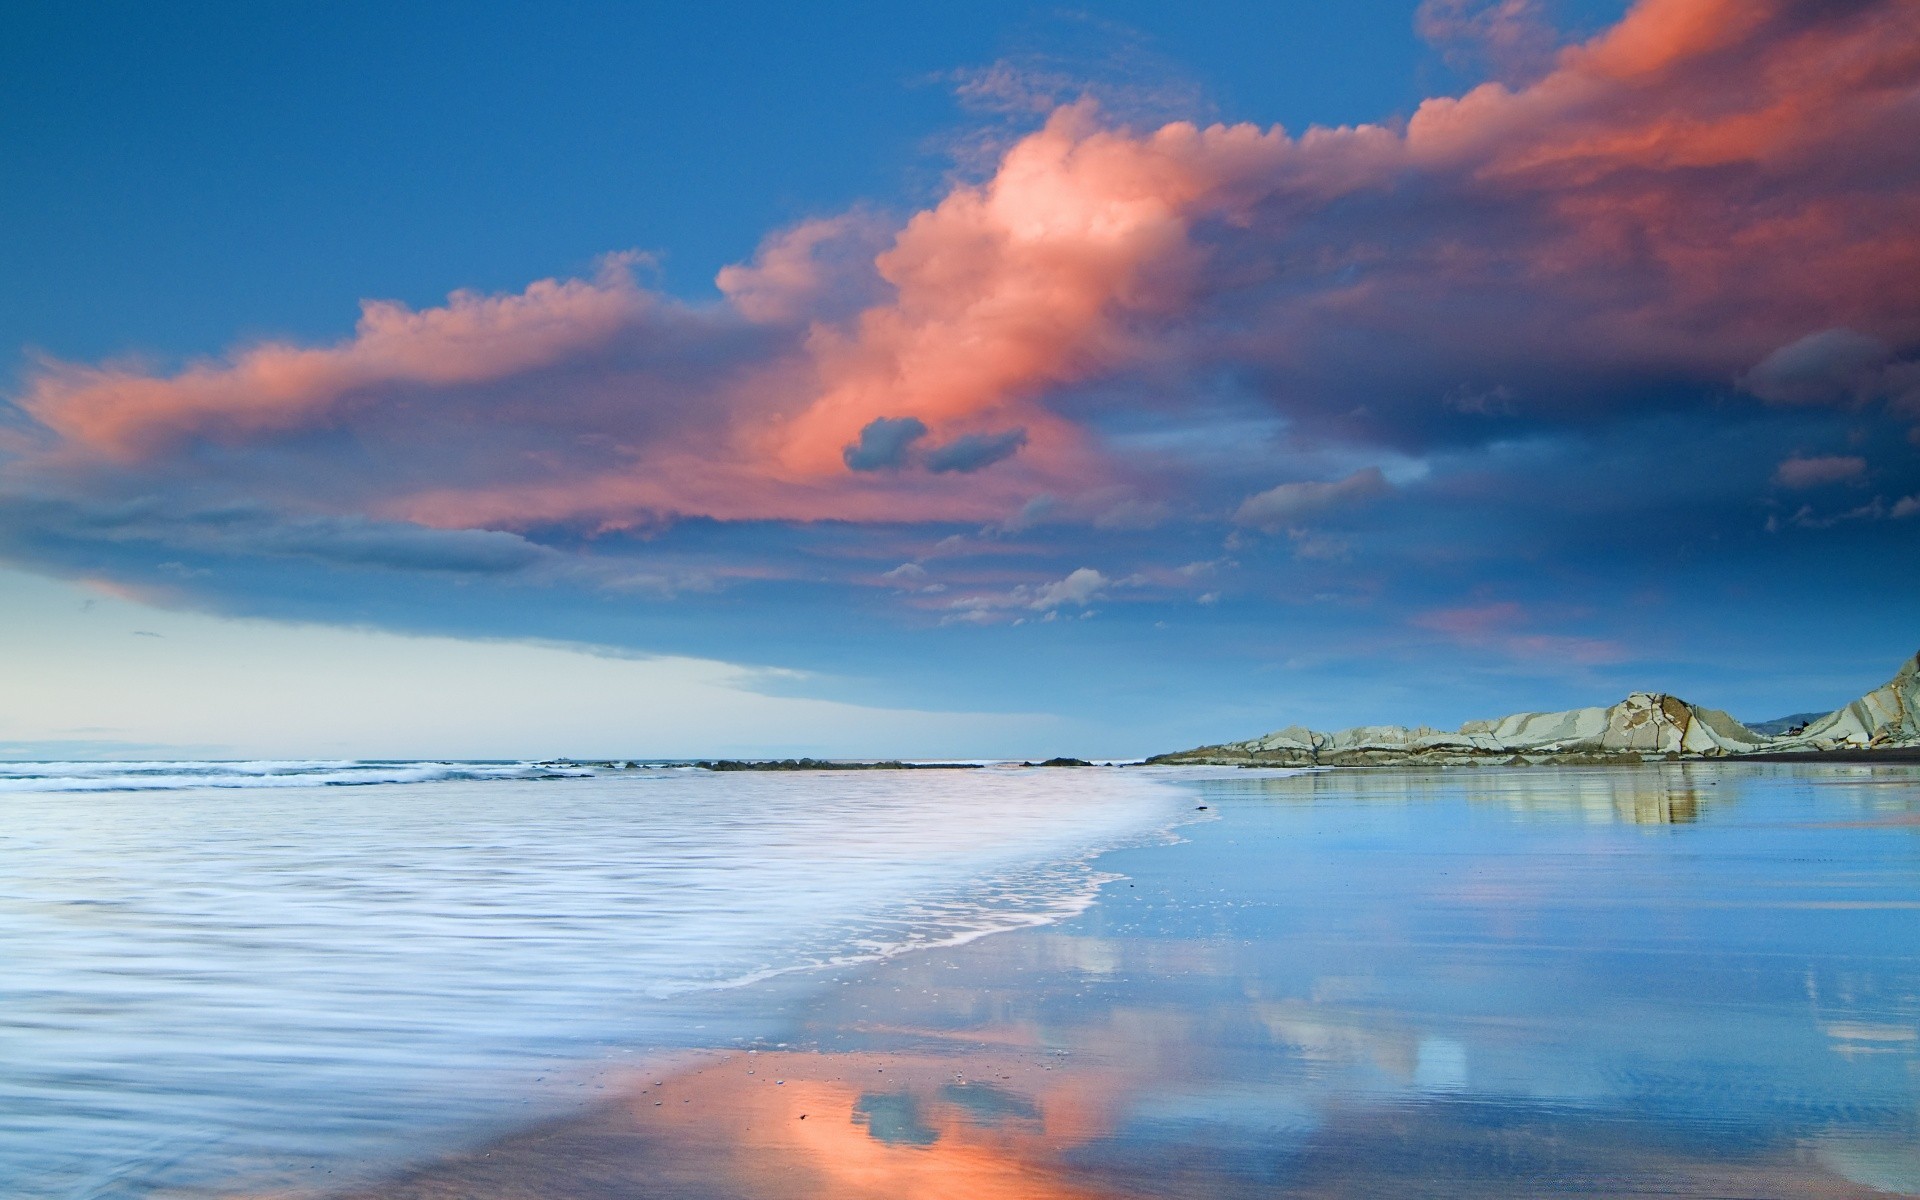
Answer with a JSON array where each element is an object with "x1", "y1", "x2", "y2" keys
[{"x1": 1, "y1": 0, "x2": 1915, "y2": 685}]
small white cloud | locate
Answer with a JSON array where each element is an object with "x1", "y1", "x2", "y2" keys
[
  {"x1": 1234, "y1": 467, "x2": 1390, "y2": 533},
  {"x1": 939, "y1": 567, "x2": 1111, "y2": 625},
  {"x1": 1027, "y1": 567, "x2": 1108, "y2": 611}
]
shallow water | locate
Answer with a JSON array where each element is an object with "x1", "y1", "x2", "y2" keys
[
  {"x1": 0, "y1": 766, "x2": 1187, "y2": 1198},
  {"x1": 1068, "y1": 763, "x2": 1920, "y2": 1193},
  {"x1": 763, "y1": 762, "x2": 1920, "y2": 1197}
]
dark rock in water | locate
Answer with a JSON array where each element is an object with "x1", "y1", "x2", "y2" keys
[
  {"x1": 1029, "y1": 757, "x2": 1094, "y2": 768},
  {"x1": 694, "y1": 758, "x2": 980, "y2": 772}
]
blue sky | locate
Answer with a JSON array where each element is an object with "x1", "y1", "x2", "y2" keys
[{"x1": 2, "y1": 0, "x2": 1915, "y2": 758}]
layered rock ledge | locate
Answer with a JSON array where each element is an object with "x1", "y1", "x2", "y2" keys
[{"x1": 1151, "y1": 651, "x2": 1919, "y2": 767}]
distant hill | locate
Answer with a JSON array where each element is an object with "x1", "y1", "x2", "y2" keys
[
  {"x1": 1744, "y1": 712, "x2": 1829, "y2": 737},
  {"x1": 1152, "y1": 651, "x2": 1920, "y2": 767}
]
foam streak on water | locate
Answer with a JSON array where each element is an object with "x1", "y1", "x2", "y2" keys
[
  {"x1": 0, "y1": 759, "x2": 593, "y2": 793},
  {"x1": 0, "y1": 766, "x2": 1190, "y2": 1198}
]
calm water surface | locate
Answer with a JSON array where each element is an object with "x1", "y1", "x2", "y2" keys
[{"x1": 1050, "y1": 764, "x2": 1920, "y2": 1194}]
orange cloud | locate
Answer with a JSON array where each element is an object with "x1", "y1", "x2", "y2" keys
[
  {"x1": 767, "y1": 103, "x2": 1293, "y2": 476},
  {"x1": 23, "y1": 258, "x2": 651, "y2": 460}
]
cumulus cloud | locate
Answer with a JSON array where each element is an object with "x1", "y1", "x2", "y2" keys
[
  {"x1": 1027, "y1": 566, "x2": 1108, "y2": 610},
  {"x1": 924, "y1": 428, "x2": 1028, "y2": 473},
  {"x1": 842, "y1": 416, "x2": 929, "y2": 471},
  {"x1": 714, "y1": 214, "x2": 889, "y2": 324},
  {"x1": 1773, "y1": 454, "x2": 1867, "y2": 489},
  {"x1": 1416, "y1": 0, "x2": 1559, "y2": 80},
  {"x1": 941, "y1": 566, "x2": 1111, "y2": 624},
  {"x1": 1234, "y1": 468, "x2": 1391, "y2": 533}
]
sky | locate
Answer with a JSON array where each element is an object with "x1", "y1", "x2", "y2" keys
[{"x1": 2, "y1": 0, "x2": 1917, "y2": 759}]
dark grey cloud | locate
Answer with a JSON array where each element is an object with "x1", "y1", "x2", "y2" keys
[
  {"x1": 924, "y1": 428, "x2": 1027, "y2": 473},
  {"x1": 0, "y1": 494, "x2": 550, "y2": 577},
  {"x1": 842, "y1": 416, "x2": 928, "y2": 471},
  {"x1": 1740, "y1": 328, "x2": 1920, "y2": 420},
  {"x1": 1740, "y1": 329, "x2": 1896, "y2": 405}
]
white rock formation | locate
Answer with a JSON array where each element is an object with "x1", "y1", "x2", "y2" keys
[
  {"x1": 1466, "y1": 692, "x2": 1769, "y2": 756},
  {"x1": 1155, "y1": 650, "x2": 1918, "y2": 766}
]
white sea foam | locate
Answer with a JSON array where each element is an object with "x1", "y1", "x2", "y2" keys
[
  {"x1": 0, "y1": 766, "x2": 1191, "y2": 1198},
  {"x1": 0, "y1": 759, "x2": 591, "y2": 793}
]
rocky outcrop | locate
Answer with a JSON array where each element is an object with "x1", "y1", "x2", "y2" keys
[
  {"x1": 1152, "y1": 650, "x2": 1919, "y2": 767},
  {"x1": 1767, "y1": 652, "x2": 1920, "y2": 752}
]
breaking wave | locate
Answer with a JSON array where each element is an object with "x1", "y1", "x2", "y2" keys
[{"x1": 0, "y1": 759, "x2": 593, "y2": 793}]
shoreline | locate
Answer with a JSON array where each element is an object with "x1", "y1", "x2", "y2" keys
[{"x1": 1163, "y1": 746, "x2": 1920, "y2": 768}]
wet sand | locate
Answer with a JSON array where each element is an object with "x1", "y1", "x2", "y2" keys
[
  {"x1": 323, "y1": 964, "x2": 1905, "y2": 1199},
  {"x1": 321, "y1": 1055, "x2": 1898, "y2": 1199},
  {"x1": 304, "y1": 765, "x2": 1920, "y2": 1199}
]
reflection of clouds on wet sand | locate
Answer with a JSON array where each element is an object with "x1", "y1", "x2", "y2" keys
[{"x1": 324, "y1": 1040, "x2": 1907, "y2": 1200}]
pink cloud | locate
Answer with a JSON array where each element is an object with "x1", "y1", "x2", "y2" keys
[
  {"x1": 1773, "y1": 454, "x2": 1867, "y2": 488},
  {"x1": 1417, "y1": 0, "x2": 1559, "y2": 80},
  {"x1": 1415, "y1": 600, "x2": 1528, "y2": 639},
  {"x1": 714, "y1": 215, "x2": 887, "y2": 324},
  {"x1": 24, "y1": 259, "x2": 652, "y2": 460},
  {"x1": 1414, "y1": 601, "x2": 1628, "y2": 665}
]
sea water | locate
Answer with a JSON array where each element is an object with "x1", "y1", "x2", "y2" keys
[
  {"x1": 0, "y1": 764, "x2": 1190, "y2": 1198},
  {"x1": 7, "y1": 762, "x2": 1918, "y2": 1198}
]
